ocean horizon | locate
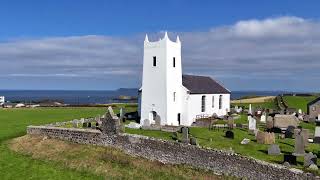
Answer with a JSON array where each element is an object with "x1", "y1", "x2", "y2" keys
[{"x1": 0, "y1": 89, "x2": 300, "y2": 105}]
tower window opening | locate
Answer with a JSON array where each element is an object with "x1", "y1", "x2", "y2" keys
[
  {"x1": 173, "y1": 57, "x2": 176, "y2": 67},
  {"x1": 153, "y1": 56, "x2": 157, "y2": 66}
]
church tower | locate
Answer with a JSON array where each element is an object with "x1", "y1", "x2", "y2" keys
[{"x1": 140, "y1": 32, "x2": 183, "y2": 126}]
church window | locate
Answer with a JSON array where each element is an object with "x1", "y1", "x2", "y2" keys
[
  {"x1": 173, "y1": 92, "x2": 176, "y2": 102},
  {"x1": 212, "y1": 96, "x2": 215, "y2": 108},
  {"x1": 153, "y1": 56, "x2": 156, "y2": 66},
  {"x1": 173, "y1": 57, "x2": 176, "y2": 67},
  {"x1": 219, "y1": 95, "x2": 223, "y2": 109},
  {"x1": 201, "y1": 95, "x2": 206, "y2": 112}
]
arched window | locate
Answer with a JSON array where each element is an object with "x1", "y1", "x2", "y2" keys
[
  {"x1": 219, "y1": 95, "x2": 223, "y2": 109},
  {"x1": 201, "y1": 95, "x2": 206, "y2": 112},
  {"x1": 212, "y1": 96, "x2": 215, "y2": 108}
]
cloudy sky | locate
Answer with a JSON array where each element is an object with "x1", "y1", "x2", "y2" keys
[{"x1": 1, "y1": 1, "x2": 320, "y2": 91}]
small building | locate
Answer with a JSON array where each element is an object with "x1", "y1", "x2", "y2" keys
[
  {"x1": 0, "y1": 96, "x2": 4, "y2": 106},
  {"x1": 139, "y1": 32, "x2": 230, "y2": 126},
  {"x1": 15, "y1": 103, "x2": 26, "y2": 108},
  {"x1": 307, "y1": 97, "x2": 320, "y2": 119}
]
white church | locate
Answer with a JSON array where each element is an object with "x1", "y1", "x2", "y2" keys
[{"x1": 138, "y1": 32, "x2": 230, "y2": 126}]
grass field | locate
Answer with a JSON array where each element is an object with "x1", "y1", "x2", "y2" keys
[
  {"x1": 231, "y1": 100, "x2": 277, "y2": 109},
  {"x1": 0, "y1": 107, "x2": 222, "y2": 179},
  {"x1": 282, "y1": 96, "x2": 318, "y2": 112}
]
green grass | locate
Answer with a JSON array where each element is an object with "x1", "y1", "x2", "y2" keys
[
  {"x1": 232, "y1": 100, "x2": 277, "y2": 109},
  {"x1": 0, "y1": 107, "x2": 106, "y2": 180},
  {"x1": 282, "y1": 96, "x2": 318, "y2": 112},
  {"x1": 126, "y1": 125, "x2": 320, "y2": 173}
]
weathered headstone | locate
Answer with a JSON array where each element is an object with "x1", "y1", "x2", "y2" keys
[
  {"x1": 227, "y1": 119, "x2": 234, "y2": 129},
  {"x1": 292, "y1": 129, "x2": 305, "y2": 156},
  {"x1": 248, "y1": 104, "x2": 252, "y2": 114},
  {"x1": 256, "y1": 131, "x2": 275, "y2": 144},
  {"x1": 273, "y1": 114, "x2": 299, "y2": 128},
  {"x1": 314, "y1": 127, "x2": 320, "y2": 144},
  {"x1": 266, "y1": 116, "x2": 274, "y2": 129},
  {"x1": 268, "y1": 144, "x2": 281, "y2": 155},
  {"x1": 119, "y1": 108, "x2": 125, "y2": 121},
  {"x1": 100, "y1": 107, "x2": 121, "y2": 135},
  {"x1": 181, "y1": 127, "x2": 189, "y2": 143},
  {"x1": 304, "y1": 152, "x2": 317, "y2": 167},
  {"x1": 225, "y1": 130, "x2": 234, "y2": 139},
  {"x1": 298, "y1": 109, "x2": 302, "y2": 114},
  {"x1": 294, "y1": 129, "x2": 309, "y2": 147},
  {"x1": 260, "y1": 113, "x2": 266, "y2": 123},
  {"x1": 143, "y1": 119, "x2": 151, "y2": 127},
  {"x1": 171, "y1": 132, "x2": 178, "y2": 141},
  {"x1": 285, "y1": 126, "x2": 295, "y2": 138},
  {"x1": 248, "y1": 116, "x2": 256, "y2": 131},
  {"x1": 190, "y1": 137, "x2": 198, "y2": 146},
  {"x1": 284, "y1": 154, "x2": 297, "y2": 165}
]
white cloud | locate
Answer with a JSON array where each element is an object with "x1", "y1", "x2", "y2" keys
[{"x1": 1, "y1": 16, "x2": 320, "y2": 90}]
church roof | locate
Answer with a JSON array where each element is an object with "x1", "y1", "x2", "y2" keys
[{"x1": 182, "y1": 74, "x2": 230, "y2": 94}]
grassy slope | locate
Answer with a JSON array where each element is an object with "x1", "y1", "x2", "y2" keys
[
  {"x1": 231, "y1": 100, "x2": 277, "y2": 109},
  {"x1": 0, "y1": 107, "x2": 106, "y2": 180},
  {"x1": 282, "y1": 96, "x2": 318, "y2": 112}
]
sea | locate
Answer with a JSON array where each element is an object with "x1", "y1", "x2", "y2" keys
[{"x1": 0, "y1": 89, "x2": 289, "y2": 105}]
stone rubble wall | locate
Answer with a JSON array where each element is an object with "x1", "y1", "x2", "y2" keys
[{"x1": 26, "y1": 125, "x2": 317, "y2": 180}]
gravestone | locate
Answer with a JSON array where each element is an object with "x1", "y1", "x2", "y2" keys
[
  {"x1": 285, "y1": 126, "x2": 295, "y2": 138},
  {"x1": 256, "y1": 131, "x2": 275, "y2": 144},
  {"x1": 268, "y1": 144, "x2": 281, "y2": 155},
  {"x1": 143, "y1": 119, "x2": 151, "y2": 127},
  {"x1": 80, "y1": 118, "x2": 85, "y2": 124},
  {"x1": 236, "y1": 123, "x2": 243, "y2": 128},
  {"x1": 225, "y1": 130, "x2": 234, "y2": 139},
  {"x1": 181, "y1": 127, "x2": 189, "y2": 143},
  {"x1": 284, "y1": 154, "x2": 297, "y2": 165},
  {"x1": 298, "y1": 109, "x2": 302, "y2": 114},
  {"x1": 101, "y1": 107, "x2": 121, "y2": 135},
  {"x1": 304, "y1": 152, "x2": 317, "y2": 167},
  {"x1": 266, "y1": 116, "x2": 274, "y2": 129},
  {"x1": 292, "y1": 129, "x2": 305, "y2": 156},
  {"x1": 303, "y1": 115, "x2": 310, "y2": 122},
  {"x1": 294, "y1": 129, "x2": 309, "y2": 147},
  {"x1": 260, "y1": 113, "x2": 266, "y2": 123},
  {"x1": 248, "y1": 104, "x2": 252, "y2": 114},
  {"x1": 154, "y1": 117, "x2": 161, "y2": 128},
  {"x1": 88, "y1": 122, "x2": 91, "y2": 128},
  {"x1": 171, "y1": 132, "x2": 178, "y2": 141},
  {"x1": 72, "y1": 120, "x2": 78, "y2": 128},
  {"x1": 248, "y1": 116, "x2": 256, "y2": 131},
  {"x1": 190, "y1": 137, "x2": 198, "y2": 146},
  {"x1": 227, "y1": 119, "x2": 234, "y2": 129},
  {"x1": 273, "y1": 114, "x2": 299, "y2": 128},
  {"x1": 119, "y1": 108, "x2": 125, "y2": 121},
  {"x1": 314, "y1": 127, "x2": 320, "y2": 144}
]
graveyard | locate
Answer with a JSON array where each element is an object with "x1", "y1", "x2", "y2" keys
[{"x1": 3, "y1": 97, "x2": 320, "y2": 178}]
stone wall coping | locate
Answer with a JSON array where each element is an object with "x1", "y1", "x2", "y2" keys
[{"x1": 27, "y1": 125, "x2": 101, "y2": 134}]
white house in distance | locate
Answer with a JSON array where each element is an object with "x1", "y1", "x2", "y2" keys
[
  {"x1": 0, "y1": 96, "x2": 5, "y2": 106},
  {"x1": 138, "y1": 32, "x2": 230, "y2": 126}
]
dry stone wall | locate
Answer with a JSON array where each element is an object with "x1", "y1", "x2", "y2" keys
[{"x1": 27, "y1": 125, "x2": 317, "y2": 180}]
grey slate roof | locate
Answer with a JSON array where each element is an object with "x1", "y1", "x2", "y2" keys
[{"x1": 182, "y1": 74, "x2": 230, "y2": 94}]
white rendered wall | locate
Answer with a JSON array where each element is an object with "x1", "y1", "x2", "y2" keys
[
  {"x1": 0, "y1": 96, "x2": 4, "y2": 105},
  {"x1": 185, "y1": 94, "x2": 230, "y2": 125},
  {"x1": 140, "y1": 33, "x2": 183, "y2": 126}
]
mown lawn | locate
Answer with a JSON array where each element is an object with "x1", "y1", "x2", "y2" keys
[{"x1": 282, "y1": 96, "x2": 318, "y2": 112}]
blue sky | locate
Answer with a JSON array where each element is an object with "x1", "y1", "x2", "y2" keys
[{"x1": 1, "y1": 0, "x2": 320, "y2": 91}]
